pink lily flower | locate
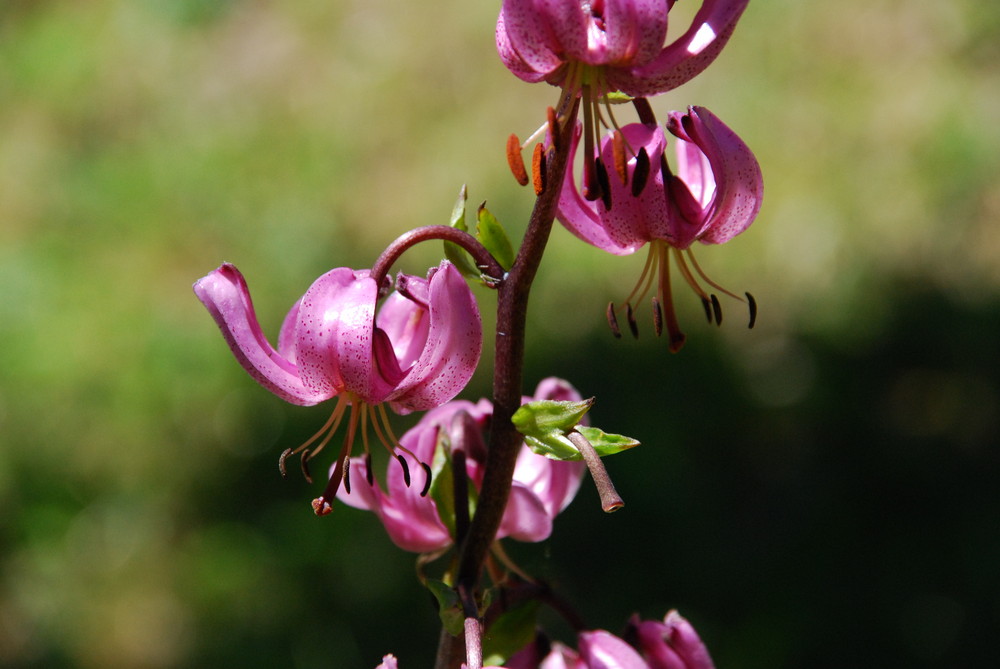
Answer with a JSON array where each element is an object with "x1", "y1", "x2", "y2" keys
[
  {"x1": 337, "y1": 378, "x2": 587, "y2": 553},
  {"x1": 632, "y1": 611, "x2": 716, "y2": 669},
  {"x1": 496, "y1": 0, "x2": 750, "y2": 98},
  {"x1": 557, "y1": 106, "x2": 763, "y2": 351},
  {"x1": 193, "y1": 260, "x2": 482, "y2": 513},
  {"x1": 506, "y1": 612, "x2": 714, "y2": 668}
]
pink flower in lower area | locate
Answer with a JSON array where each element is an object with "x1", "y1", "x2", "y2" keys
[
  {"x1": 632, "y1": 611, "x2": 716, "y2": 669},
  {"x1": 558, "y1": 106, "x2": 763, "y2": 351},
  {"x1": 506, "y1": 612, "x2": 714, "y2": 668},
  {"x1": 194, "y1": 260, "x2": 482, "y2": 513},
  {"x1": 497, "y1": 0, "x2": 750, "y2": 98},
  {"x1": 338, "y1": 378, "x2": 587, "y2": 553}
]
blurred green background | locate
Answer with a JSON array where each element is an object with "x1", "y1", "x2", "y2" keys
[{"x1": 2, "y1": 1, "x2": 998, "y2": 667}]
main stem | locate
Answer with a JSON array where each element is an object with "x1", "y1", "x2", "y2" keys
[{"x1": 435, "y1": 100, "x2": 579, "y2": 669}]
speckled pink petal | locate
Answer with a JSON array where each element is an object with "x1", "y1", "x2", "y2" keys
[
  {"x1": 193, "y1": 263, "x2": 332, "y2": 406},
  {"x1": 377, "y1": 279, "x2": 431, "y2": 372},
  {"x1": 600, "y1": 0, "x2": 669, "y2": 67},
  {"x1": 293, "y1": 267, "x2": 372, "y2": 400},
  {"x1": 499, "y1": 0, "x2": 569, "y2": 78},
  {"x1": 611, "y1": 0, "x2": 750, "y2": 96},
  {"x1": 669, "y1": 106, "x2": 762, "y2": 245},
  {"x1": 388, "y1": 262, "x2": 482, "y2": 413},
  {"x1": 496, "y1": 9, "x2": 552, "y2": 83}
]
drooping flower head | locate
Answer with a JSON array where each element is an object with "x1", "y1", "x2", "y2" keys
[
  {"x1": 193, "y1": 260, "x2": 482, "y2": 513},
  {"x1": 557, "y1": 106, "x2": 763, "y2": 351},
  {"x1": 497, "y1": 0, "x2": 750, "y2": 98},
  {"x1": 338, "y1": 378, "x2": 586, "y2": 553},
  {"x1": 497, "y1": 0, "x2": 751, "y2": 202}
]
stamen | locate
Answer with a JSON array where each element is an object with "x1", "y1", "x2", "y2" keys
[
  {"x1": 595, "y1": 157, "x2": 612, "y2": 210},
  {"x1": 547, "y1": 106, "x2": 560, "y2": 151},
  {"x1": 343, "y1": 456, "x2": 351, "y2": 494},
  {"x1": 279, "y1": 448, "x2": 293, "y2": 479},
  {"x1": 300, "y1": 449, "x2": 313, "y2": 484},
  {"x1": 685, "y1": 249, "x2": 744, "y2": 301},
  {"x1": 631, "y1": 147, "x2": 650, "y2": 197},
  {"x1": 700, "y1": 297, "x2": 713, "y2": 323},
  {"x1": 532, "y1": 143, "x2": 546, "y2": 196},
  {"x1": 396, "y1": 454, "x2": 412, "y2": 487},
  {"x1": 612, "y1": 131, "x2": 628, "y2": 185},
  {"x1": 311, "y1": 407, "x2": 360, "y2": 516},
  {"x1": 625, "y1": 302, "x2": 639, "y2": 339},
  {"x1": 747, "y1": 292, "x2": 758, "y2": 329},
  {"x1": 606, "y1": 302, "x2": 623, "y2": 339},
  {"x1": 289, "y1": 396, "x2": 349, "y2": 461},
  {"x1": 420, "y1": 461, "x2": 433, "y2": 497},
  {"x1": 506, "y1": 133, "x2": 529, "y2": 186},
  {"x1": 652, "y1": 297, "x2": 663, "y2": 336},
  {"x1": 710, "y1": 294, "x2": 723, "y2": 326},
  {"x1": 657, "y1": 242, "x2": 686, "y2": 353},
  {"x1": 365, "y1": 452, "x2": 374, "y2": 486}
]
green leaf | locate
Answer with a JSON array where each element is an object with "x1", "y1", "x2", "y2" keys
[
  {"x1": 444, "y1": 185, "x2": 480, "y2": 278},
  {"x1": 576, "y1": 425, "x2": 640, "y2": 457},
  {"x1": 514, "y1": 399, "x2": 639, "y2": 461},
  {"x1": 425, "y1": 579, "x2": 464, "y2": 636},
  {"x1": 482, "y1": 600, "x2": 540, "y2": 666},
  {"x1": 511, "y1": 398, "x2": 594, "y2": 435},
  {"x1": 475, "y1": 204, "x2": 515, "y2": 271}
]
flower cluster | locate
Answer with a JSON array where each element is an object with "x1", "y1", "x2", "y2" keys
[{"x1": 338, "y1": 378, "x2": 586, "y2": 553}]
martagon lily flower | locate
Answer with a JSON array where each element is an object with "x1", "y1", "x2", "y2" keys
[
  {"x1": 338, "y1": 378, "x2": 586, "y2": 553},
  {"x1": 557, "y1": 106, "x2": 763, "y2": 351},
  {"x1": 193, "y1": 260, "x2": 482, "y2": 514},
  {"x1": 496, "y1": 0, "x2": 750, "y2": 98}
]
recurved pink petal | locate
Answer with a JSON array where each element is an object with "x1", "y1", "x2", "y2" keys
[
  {"x1": 636, "y1": 611, "x2": 716, "y2": 669},
  {"x1": 668, "y1": 106, "x2": 762, "y2": 245},
  {"x1": 193, "y1": 264, "x2": 332, "y2": 406},
  {"x1": 600, "y1": 0, "x2": 669, "y2": 68},
  {"x1": 498, "y1": 0, "x2": 568, "y2": 79},
  {"x1": 612, "y1": 0, "x2": 750, "y2": 96},
  {"x1": 292, "y1": 267, "x2": 370, "y2": 400},
  {"x1": 578, "y1": 630, "x2": 648, "y2": 669},
  {"x1": 388, "y1": 262, "x2": 482, "y2": 413},
  {"x1": 498, "y1": 483, "x2": 554, "y2": 542}
]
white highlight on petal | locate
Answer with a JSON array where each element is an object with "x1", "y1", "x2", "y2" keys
[{"x1": 688, "y1": 23, "x2": 717, "y2": 55}]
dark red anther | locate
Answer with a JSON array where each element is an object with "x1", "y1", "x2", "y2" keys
[
  {"x1": 607, "y1": 302, "x2": 623, "y2": 339},
  {"x1": 625, "y1": 302, "x2": 639, "y2": 339},
  {"x1": 420, "y1": 461, "x2": 432, "y2": 497},
  {"x1": 701, "y1": 297, "x2": 713, "y2": 323},
  {"x1": 506, "y1": 133, "x2": 529, "y2": 186},
  {"x1": 631, "y1": 147, "x2": 650, "y2": 197},
  {"x1": 652, "y1": 297, "x2": 663, "y2": 336},
  {"x1": 595, "y1": 157, "x2": 612, "y2": 210},
  {"x1": 396, "y1": 454, "x2": 411, "y2": 487},
  {"x1": 746, "y1": 292, "x2": 758, "y2": 329},
  {"x1": 279, "y1": 448, "x2": 292, "y2": 479},
  {"x1": 365, "y1": 452, "x2": 375, "y2": 486},
  {"x1": 343, "y1": 456, "x2": 351, "y2": 494},
  {"x1": 710, "y1": 294, "x2": 723, "y2": 326}
]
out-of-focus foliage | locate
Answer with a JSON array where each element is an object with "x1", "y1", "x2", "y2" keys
[{"x1": 0, "y1": 1, "x2": 997, "y2": 667}]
